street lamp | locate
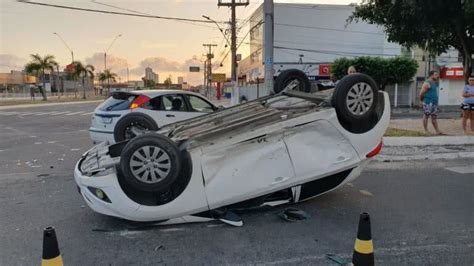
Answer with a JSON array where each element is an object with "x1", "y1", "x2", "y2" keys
[
  {"x1": 104, "y1": 34, "x2": 122, "y2": 95},
  {"x1": 53, "y1": 32, "x2": 74, "y2": 63},
  {"x1": 53, "y1": 32, "x2": 74, "y2": 96},
  {"x1": 104, "y1": 34, "x2": 122, "y2": 71},
  {"x1": 202, "y1": 15, "x2": 231, "y2": 47}
]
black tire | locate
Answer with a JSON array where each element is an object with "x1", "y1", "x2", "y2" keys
[
  {"x1": 114, "y1": 113, "x2": 159, "y2": 142},
  {"x1": 119, "y1": 133, "x2": 181, "y2": 193},
  {"x1": 332, "y1": 74, "x2": 379, "y2": 134},
  {"x1": 273, "y1": 69, "x2": 312, "y2": 94}
]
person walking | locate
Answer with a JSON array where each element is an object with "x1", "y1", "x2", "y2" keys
[
  {"x1": 419, "y1": 70, "x2": 442, "y2": 135},
  {"x1": 461, "y1": 75, "x2": 474, "y2": 134}
]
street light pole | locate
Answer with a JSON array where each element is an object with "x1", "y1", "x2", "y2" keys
[
  {"x1": 264, "y1": 0, "x2": 274, "y2": 95},
  {"x1": 202, "y1": 15, "x2": 232, "y2": 47},
  {"x1": 104, "y1": 34, "x2": 122, "y2": 95},
  {"x1": 104, "y1": 34, "x2": 122, "y2": 71},
  {"x1": 53, "y1": 32, "x2": 74, "y2": 95}
]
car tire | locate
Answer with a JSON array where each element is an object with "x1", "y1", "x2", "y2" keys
[
  {"x1": 273, "y1": 69, "x2": 312, "y2": 94},
  {"x1": 119, "y1": 133, "x2": 182, "y2": 193},
  {"x1": 332, "y1": 74, "x2": 379, "y2": 134},
  {"x1": 114, "y1": 113, "x2": 159, "y2": 142}
]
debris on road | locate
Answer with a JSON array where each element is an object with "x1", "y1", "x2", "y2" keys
[
  {"x1": 359, "y1": 190, "x2": 374, "y2": 197},
  {"x1": 326, "y1": 254, "x2": 348, "y2": 265},
  {"x1": 278, "y1": 208, "x2": 310, "y2": 222},
  {"x1": 26, "y1": 160, "x2": 41, "y2": 168}
]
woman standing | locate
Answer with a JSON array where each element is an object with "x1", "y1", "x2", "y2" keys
[{"x1": 461, "y1": 76, "x2": 474, "y2": 134}]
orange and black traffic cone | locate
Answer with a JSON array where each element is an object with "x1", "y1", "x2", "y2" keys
[
  {"x1": 41, "y1": 226, "x2": 64, "y2": 266},
  {"x1": 352, "y1": 212, "x2": 374, "y2": 266}
]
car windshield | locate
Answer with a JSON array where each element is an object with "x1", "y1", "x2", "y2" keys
[{"x1": 98, "y1": 92, "x2": 138, "y2": 111}]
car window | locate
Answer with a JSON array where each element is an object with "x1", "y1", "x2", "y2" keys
[
  {"x1": 161, "y1": 95, "x2": 187, "y2": 112},
  {"x1": 141, "y1": 96, "x2": 161, "y2": 110},
  {"x1": 98, "y1": 93, "x2": 137, "y2": 111},
  {"x1": 186, "y1": 95, "x2": 215, "y2": 113}
]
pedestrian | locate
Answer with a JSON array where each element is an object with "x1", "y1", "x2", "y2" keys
[
  {"x1": 348, "y1": 66, "x2": 357, "y2": 75},
  {"x1": 30, "y1": 86, "x2": 35, "y2": 101},
  {"x1": 419, "y1": 70, "x2": 443, "y2": 135},
  {"x1": 330, "y1": 73, "x2": 339, "y2": 86},
  {"x1": 461, "y1": 75, "x2": 474, "y2": 134}
]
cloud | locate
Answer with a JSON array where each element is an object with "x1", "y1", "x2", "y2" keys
[
  {"x1": 0, "y1": 54, "x2": 27, "y2": 72},
  {"x1": 85, "y1": 52, "x2": 129, "y2": 74}
]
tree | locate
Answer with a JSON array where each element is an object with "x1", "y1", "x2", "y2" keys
[
  {"x1": 350, "y1": 0, "x2": 474, "y2": 82},
  {"x1": 331, "y1": 56, "x2": 418, "y2": 90},
  {"x1": 24, "y1": 54, "x2": 58, "y2": 101},
  {"x1": 98, "y1": 69, "x2": 118, "y2": 95},
  {"x1": 72, "y1": 61, "x2": 95, "y2": 99},
  {"x1": 163, "y1": 75, "x2": 172, "y2": 89},
  {"x1": 141, "y1": 78, "x2": 156, "y2": 88}
]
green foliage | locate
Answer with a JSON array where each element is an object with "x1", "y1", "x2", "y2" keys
[
  {"x1": 332, "y1": 56, "x2": 418, "y2": 90},
  {"x1": 163, "y1": 76, "x2": 172, "y2": 88},
  {"x1": 142, "y1": 78, "x2": 156, "y2": 88},
  {"x1": 98, "y1": 69, "x2": 118, "y2": 83},
  {"x1": 24, "y1": 54, "x2": 58, "y2": 101},
  {"x1": 350, "y1": 0, "x2": 474, "y2": 79}
]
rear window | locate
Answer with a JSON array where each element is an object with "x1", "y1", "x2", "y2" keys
[{"x1": 98, "y1": 92, "x2": 138, "y2": 111}]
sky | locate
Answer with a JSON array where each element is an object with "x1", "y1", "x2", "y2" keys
[{"x1": 0, "y1": 0, "x2": 359, "y2": 85}]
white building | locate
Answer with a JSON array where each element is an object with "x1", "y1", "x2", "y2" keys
[
  {"x1": 239, "y1": 3, "x2": 401, "y2": 84},
  {"x1": 177, "y1": 76, "x2": 184, "y2": 85},
  {"x1": 144, "y1": 67, "x2": 159, "y2": 83}
]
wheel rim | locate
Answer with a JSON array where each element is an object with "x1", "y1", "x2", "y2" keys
[
  {"x1": 129, "y1": 145, "x2": 171, "y2": 184},
  {"x1": 346, "y1": 82, "x2": 374, "y2": 116}
]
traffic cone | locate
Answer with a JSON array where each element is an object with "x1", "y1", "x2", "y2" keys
[
  {"x1": 352, "y1": 212, "x2": 374, "y2": 266},
  {"x1": 41, "y1": 226, "x2": 64, "y2": 266}
]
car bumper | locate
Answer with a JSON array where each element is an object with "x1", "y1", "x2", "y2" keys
[
  {"x1": 89, "y1": 128, "x2": 115, "y2": 144},
  {"x1": 74, "y1": 155, "x2": 142, "y2": 221}
]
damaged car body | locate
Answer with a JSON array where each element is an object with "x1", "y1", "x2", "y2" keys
[{"x1": 74, "y1": 72, "x2": 390, "y2": 225}]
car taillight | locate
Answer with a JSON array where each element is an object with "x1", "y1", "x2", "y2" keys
[
  {"x1": 130, "y1": 95, "x2": 150, "y2": 109},
  {"x1": 366, "y1": 139, "x2": 383, "y2": 158}
]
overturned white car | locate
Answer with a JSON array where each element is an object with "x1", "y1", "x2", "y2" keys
[{"x1": 74, "y1": 72, "x2": 390, "y2": 225}]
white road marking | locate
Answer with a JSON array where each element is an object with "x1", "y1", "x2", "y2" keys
[
  {"x1": 34, "y1": 142, "x2": 42, "y2": 145},
  {"x1": 445, "y1": 166, "x2": 474, "y2": 174},
  {"x1": 47, "y1": 141, "x2": 57, "y2": 144},
  {"x1": 33, "y1": 112, "x2": 55, "y2": 116},
  {"x1": 51, "y1": 111, "x2": 71, "y2": 116},
  {"x1": 66, "y1": 111, "x2": 85, "y2": 116},
  {"x1": 81, "y1": 112, "x2": 94, "y2": 116},
  {"x1": 18, "y1": 112, "x2": 36, "y2": 116},
  {"x1": 0, "y1": 112, "x2": 18, "y2": 115}
]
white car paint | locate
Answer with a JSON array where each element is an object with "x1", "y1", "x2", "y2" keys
[
  {"x1": 89, "y1": 90, "x2": 217, "y2": 144},
  {"x1": 74, "y1": 92, "x2": 390, "y2": 223}
]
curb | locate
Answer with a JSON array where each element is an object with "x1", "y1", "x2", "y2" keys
[
  {"x1": 384, "y1": 136, "x2": 474, "y2": 147},
  {"x1": 0, "y1": 100, "x2": 103, "y2": 110},
  {"x1": 376, "y1": 151, "x2": 474, "y2": 162}
]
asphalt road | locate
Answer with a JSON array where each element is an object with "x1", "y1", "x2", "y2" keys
[{"x1": 0, "y1": 102, "x2": 473, "y2": 265}]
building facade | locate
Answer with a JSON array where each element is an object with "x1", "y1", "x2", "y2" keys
[{"x1": 144, "y1": 67, "x2": 159, "y2": 83}]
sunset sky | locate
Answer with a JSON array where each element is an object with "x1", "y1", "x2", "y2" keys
[{"x1": 0, "y1": 0, "x2": 359, "y2": 85}]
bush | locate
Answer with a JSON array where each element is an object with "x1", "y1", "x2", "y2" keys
[{"x1": 332, "y1": 56, "x2": 418, "y2": 90}]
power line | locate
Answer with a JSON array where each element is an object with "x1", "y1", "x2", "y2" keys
[
  {"x1": 17, "y1": 0, "x2": 217, "y2": 24},
  {"x1": 275, "y1": 23, "x2": 384, "y2": 36},
  {"x1": 90, "y1": 0, "x2": 221, "y2": 29}
]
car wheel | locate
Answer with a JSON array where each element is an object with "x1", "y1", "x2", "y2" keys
[
  {"x1": 273, "y1": 69, "x2": 312, "y2": 94},
  {"x1": 119, "y1": 133, "x2": 182, "y2": 193},
  {"x1": 332, "y1": 74, "x2": 379, "y2": 133},
  {"x1": 114, "y1": 113, "x2": 159, "y2": 142}
]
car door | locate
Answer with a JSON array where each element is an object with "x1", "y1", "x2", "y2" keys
[
  {"x1": 156, "y1": 94, "x2": 198, "y2": 126},
  {"x1": 184, "y1": 94, "x2": 217, "y2": 116}
]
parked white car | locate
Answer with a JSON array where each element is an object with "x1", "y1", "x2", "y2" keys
[
  {"x1": 75, "y1": 72, "x2": 389, "y2": 225},
  {"x1": 90, "y1": 90, "x2": 219, "y2": 144}
]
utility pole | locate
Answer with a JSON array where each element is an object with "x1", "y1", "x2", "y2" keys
[
  {"x1": 218, "y1": 0, "x2": 249, "y2": 103},
  {"x1": 264, "y1": 0, "x2": 274, "y2": 95},
  {"x1": 203, "y1": 43, "x2": 217, "y2": 99}
]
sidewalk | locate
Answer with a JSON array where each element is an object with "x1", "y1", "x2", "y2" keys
[{"x1": 389, "y1": 118, "x2": 468, "y2": 136}]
